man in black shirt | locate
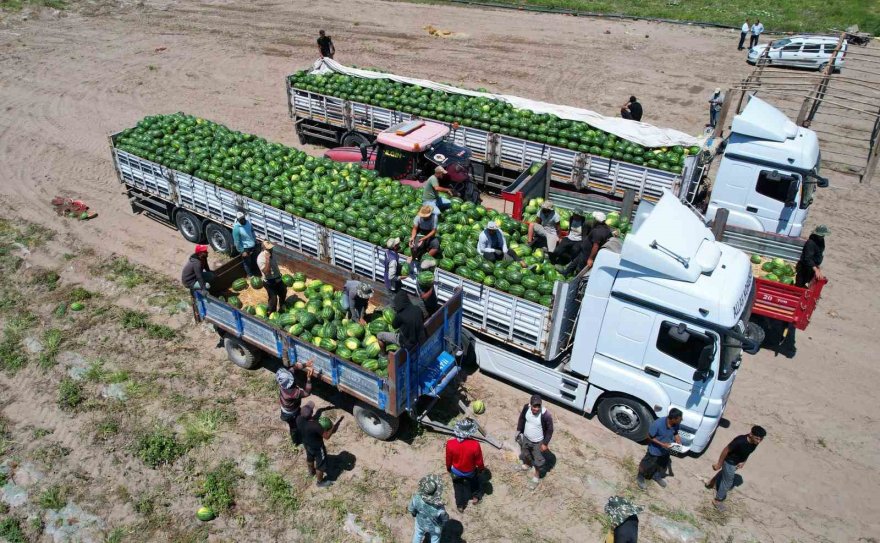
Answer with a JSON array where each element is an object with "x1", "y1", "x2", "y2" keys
[
  {"x1": 317, "y1": 30, "x2": 335, "y2": 59},
  {"x1": 296, "y1": 402, "x2": 341, "y2": 488},
  {"x1": 706, "y1": 425, "x2": 766, "y2": 512},
  {"x1": 620, "y1": 96, "x2": 643, "y2": 122},
  {"x1": 377, "y1": 291, "x2": 427, "y2": 354},
  {"x1": 564, "y1": 212, "x2": 613, "y2": 276},
  {"x1": 779, "y1": 225, "x2": 829, "y2": 357}
]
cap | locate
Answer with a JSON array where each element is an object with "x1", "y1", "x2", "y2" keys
[
  {"x1": 420, "y1": 258, "x2": 437, "y2": 270},
  {"x1": 529, "y1": 394, "x2": 542, "y2": 406},
  {"x1": 813, "y1": 225, "x2": 830, "y2": 237},
  {"x1": 435, "y1": 165, "x2": 447, "y2": 175},
  {"x1": 357, "y1": 282, "x2": 374, "y2": 299},
  {"x1": 236, "y1": 211, "x2": 245, "y2": 219},
  {"x1": 262, "y1": 241, "x2": 275, "y2": 250},
  {"x1": 386, "y1": 237, "x2": 401, "y2": 249},
  {"x1": 593, "y1": 211, "x2": 607, "y2": 223},
  {"x1": 714, "y1": 87, "x2": 722, "y2": 94},
  {"x1": 486, "y1": 221, "x2": 498, "y2": 230},
  {"x1": 418, "y1": 205, "x2": 434, "y2": 218},
  {"x1": 540, "y1": 200, "x2": 554, "y2": 210},
  {"x1": 195, "y1": 244, "x2": 209, "y2": 254}
]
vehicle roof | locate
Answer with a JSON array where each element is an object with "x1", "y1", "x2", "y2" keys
[
  {"x1": 767, "y1": 35, "x2": 847, "y2": 46},
  {"x1": 376, "y1": 120, "x2": 449, "y2": 151},
  {"x1": 727, "y1": 97, "x2": 819, "y2": 171}
]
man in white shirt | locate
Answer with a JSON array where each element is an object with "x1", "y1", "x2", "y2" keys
[
  {"x1": 257, "y1": 241, "x2": 287, "y2": 314},
  {"x1": 750, "y1": 20, "x2": 764, "y2": 48},
  {"x1": 738, "y1": 19, "x2": 750, "y2": 50}
]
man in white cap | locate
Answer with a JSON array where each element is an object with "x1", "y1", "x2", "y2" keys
[
  {"x1": 257, "y1": 241, "x2": 287, "y2": 314},
  {"x1": 343, "y1": 278, "x2": 373, "y2": 323},
  {"x1": 410, "y1": 205, "x2": 441, "y2": 261},
  {"x1": 477, "y1": 221, "x2": 520, "y2": 263},
  {"x1": 383, "y1": 237, "x2": 403, "y2": 293},
  {"x1": 708, "y1": 88, "x2": 724, "y2": 129},
  {"x1": 527, "y1": 200, "x2": 561, "y2": 252},
  {"x1": 422, "y1": 165, "x2": 453, "y2": 215},
  {"x1": 232, "y1": 211, "x2": 259, "y2": 277}
]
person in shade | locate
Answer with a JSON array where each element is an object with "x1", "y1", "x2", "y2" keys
[
  {"x1": 445, "y1": 418, "x2": 485, "y2": 513},
  {"x1": 516, "y1": 394, "x2": 554, "y2": 485},
  {"x1": 706, "y1": 425, "x2": 766, "y2": 512},
  {"x1": 604, "y1": 495, "x2": 643, "y2": 542},
  {"x1": 275, "y1": 365, "x2": 313, "y2": 447},
  {"x1": 408, "y1": 474, "x2": 449, "y2": 543},
  {"x1": 636, "y1": 408, "x2": 682, "y2": 490}
]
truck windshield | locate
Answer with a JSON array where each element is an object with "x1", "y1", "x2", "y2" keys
[
  {"x1": 719, "y1": 335, "x2": 742, "y2": 381},
  {"x1": 377, "y1": 147, "x2": 413, "y2": 179}
]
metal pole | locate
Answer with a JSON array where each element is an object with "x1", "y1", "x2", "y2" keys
[{"x1": 711, "y1": 208, "x2": 729, "y2": 240}]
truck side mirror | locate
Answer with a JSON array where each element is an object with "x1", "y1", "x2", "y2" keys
[
  {"x1": 668, "y1": 323, "x2": 690, "y2": 343},
  {"x1": 359, "y1": 143, "x2": 368, "y2": 162},
  {"x1": 785, "y1": 180, "x2": 799, "y2": 207},
  {"x1": 816, "y1": 175, "x2": 829, "y2": 188},
  {"x1": 692, "y1": 344, "x2": 714, "y2": 381}
]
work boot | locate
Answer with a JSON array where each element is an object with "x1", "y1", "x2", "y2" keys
[
  {"x1": 653, "y1": 475, "x2": 668, "y2": 488},
  {"x1": 636, "y1": 475, "x2": 647, "y2": 490},
  {"x1": 316, "y1": 480, "x2": 333, "y2": 489}
]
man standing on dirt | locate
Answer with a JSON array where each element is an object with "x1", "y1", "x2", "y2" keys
[
  {"x1": 296, "y1": 401, "x2": 341, "y2": 488},
  {"x1": 620, "y1": 96, "x2": 643, "y2": 122},
  {"x1": 738, "y1": 19, "x2": 751, "y2": 50},
  {"x1": 750, "y1": 20, "x2": 764, "y2": 48},
  {"x1": 445, "y1": 418, "x2": 485, "y2": 513},
  {"x1": 636, "y1": 408, "x2": 682, "y2": 490},
  {"x1": 708, "y1": 88, "x2": 724, "y2": 129},
  {"x1": 232, "y1": 212, "x2": 259, "y2": 278},
  {"x1": 317, "y1": 30, "x2": 335, "y2": 59},
  {"x1": 516, "y1": 394, "x2": 553, "y2": 486},
  {"x1": 778, "y1": 225, "x2": 829, "y2": 357},
  {"x1": 705, "y1": 425, "x2": 766, "y2": 512},
  {"x1": 275, "y1": 365, "x2": 312, "y2": 447},
  {"x1": 408, "y1": 474, "x2": 449, "y2": 543},
  {"x1": 257, "y1": 241, "x2": 287, "y2": 314}
]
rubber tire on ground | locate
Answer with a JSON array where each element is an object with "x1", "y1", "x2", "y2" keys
[
  {"x1": 175, "y1": 210, "x2": 204, "y2": 243},
  {"x1": 340, "y1": 131, "x2": 371, "y2": 147},
  {"x1": 205, "y1": 222, "x2": 236, "y2": 255},
  {"x1": 596, "y1": 396, "x2": 654, "y2": 442},
  {"x1": 224, "y1": 337, "x2": 261, "y2": 370},
  {"x1": 353, "y1": 403, "x2": 399, "y2": 441}
]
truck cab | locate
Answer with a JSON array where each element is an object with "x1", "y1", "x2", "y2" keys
[
  {"x1": 705, "y1": 96, "x2": 828, "y2": 237},
  {"x1": 325, "y1": 120, "x2": 472, "y2": 187}
]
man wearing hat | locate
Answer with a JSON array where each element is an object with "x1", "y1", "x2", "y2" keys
[
  {"x1": 422, "y1": 165, "x2": 453, "y2": 215},
  {"x1": 477, "y1": 221, "x2": 519, "y2": 263},
  {"x1": 604, "y1": 496, "x2": 643, "y2": 542},
  {"x1": 232, "y1": 211, "x2": 259, "y2": 277},
  {"x1": 257, "y1": 241, "x2": 287, "y2": 314},
  {"x1": 408, "y1": 474, "x2": 449, "y2": 543},
  {"x1": 708, "y1": 88, "x2": 724, "y2": 129},
  {"x1": 342, "y1": 277, "x2": 373, "y2": 323},
  {"x1": 275, "y1": 364, "x2": 313, "y2": 447},
  {"x1": 528, "y1": 200, "x2": 561, "y2": 252},
  {"x1": 445, "y1": 418, "x2": 485, "y2": 513},
  {"x1": 181, "y1": 244, "x2": 214, "y2": 293},
  {"x1": 778, "y1": 224, "x2": 829, "y2": 357},
  {"x1": 296, "y1": 401, "x2": 341, "y2": 488},
  {"x1": 417, "y1": 258, "x2": 440, "y2": 317},
  {"x1": 516, "y1": 394, "x2": 554, "y2": 485},
  {"x1": 384, "y1": 237, "x2": 403, "y2": 293},
  {"x1": 410, "y1": 205, "x2": 441, "y2": 261}
]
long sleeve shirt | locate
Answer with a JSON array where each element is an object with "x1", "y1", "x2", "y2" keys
[
  {"x1": 407, "y1": 495, "x2": 448, "y2": 533},
  {"x1": 181, "y1": 255, "x2": 210, "y2": 289},
  {"x1": 516, "y1": 404, "x2": 554, "y2": 446},
  {"x1": 445, "y1": 438, "x2": 485, "y2": 474},
  {"x1": 477, "y1": 230, "x2": 507, "y2": 257},
  {"x1": 232, "y1": 221, "x2": 256, "y2": 252}
]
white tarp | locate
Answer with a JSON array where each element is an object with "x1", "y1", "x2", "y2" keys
[{"x1": 309, "y1": 58, "x2": 701, "y2": 149}]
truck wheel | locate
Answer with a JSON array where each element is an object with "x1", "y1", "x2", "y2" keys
[
  {"x1": 353, "y1": 403, "x2": 399, "y2": 441},
  {"x1": 205, "y1": 222, "x2": 236, "y2": 255},
  {"x1": 224, "y1": 337, "x2": 261, "y2": 370},
  {"x1": 597, "y1": 396, "x2": 654, "y2": 442},
  {"x1": 341, "y1": 131, "x2": 370, "y2": 147},
  {"x1": 175, "y1": 210, "x2": 204, "y2": 243}
]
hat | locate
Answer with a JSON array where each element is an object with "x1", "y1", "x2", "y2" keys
[
  {"x1": 530, "y1": 394, "x2": 542, "y2": 406},
  {"x1": 486, "y1": 221, "x2": 499, "y2": 230},
  {"x1": 592, "y1": 211, "x2": 607, "y2": 223},
  {"x1": 417, "y1": 474, "x2": 445, "y2": 507},
  {"x1": 605, "y1": 496, "x2": 643, "y2": 528},
  {"x1": 434, "y1": 165, "x2": 447, "y2": 175},
  {"x1": 418, "y1": 205, "x2": 434, "y2": 218},
  {"x1": 357, "y1": 282, "x2": 374, "y2": 299},
  {"x1": 263, "y1": 241, "x2": 275, "y2": 250},
  {"x1": 275, "y1": 368, "x2": 295, "y2": 390},
  {"x1": 714, "y1": 87, "x2": 722, "y2": 94},
  {"x1": 540, "y1": 200, "x2": 555, "y2": 210},
  {"x1": 812, "y1": 225, "x2": 830, "y2": 237},
  {"x1": 453, "y1": 418, "x2": 478, "y2": 440},
  {"x1": 236, "y1": 211, "x2": 245, "y2": 219},
  {"x1": 420, "y1": 258, "x2": 437, "y2": 270},
  {"x1": 195, "y1": 244, "x2": 209, "y2": 254},
  {"x1": 386, "y1": 237, "x2": 401, "y2": 249}
]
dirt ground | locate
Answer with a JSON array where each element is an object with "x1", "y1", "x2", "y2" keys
[{"x1": 1, "y1": 1, "x2": 879, "y2": 541}]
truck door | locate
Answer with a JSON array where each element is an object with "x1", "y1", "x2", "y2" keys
[{"x1": 749, "y1": 169, "x2": 801, "y2": 234}]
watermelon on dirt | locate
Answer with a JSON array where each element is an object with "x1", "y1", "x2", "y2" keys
[{"x1": 250, "y1": 276, "x2": 264, "y2": 289}]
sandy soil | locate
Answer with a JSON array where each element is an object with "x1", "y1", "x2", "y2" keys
[{"x1": 1, "y1": 1, "x2": 879, "y2": 541}]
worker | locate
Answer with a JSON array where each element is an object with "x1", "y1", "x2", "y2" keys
[
  {"x1": 708, "y1": 88, "x2": 724, "y2": 129},
  {"x1": 445, "y1": 418, "x2": 485, "y2": 513},
  {"x1": 257, "y1": 241, "x2": 287, "y2": 315},
  {"x1": 410, "y1": 205, "x2": 441, "y2": 262},
  {"x1": 181, "y1": 244, "x2": 213, "y2": 293},
  {"x1": 342, "y1": 278, "x2": 373, "y2": 324},
  {"x1": 296, "y1": 401, "x2": 342, "y2": 488},
  {"x1": 706, "y1": 425, "x2": 766, "y2": 513},
  {"x1": 604, "y1": 496, "x2": 643, "y2": 543},
  {"x1": 477, "y1": 221, "x2": 521, "y2": 263},
  {"x1": 620, "y1": 96, "x2": 643, "y2": 122},
  {"x1": 516, "y1": 394, "x2": 554, "y2": 486},
  {"x1": 636, "y1": 408, "x2": 682, "y2": 490},
  {"x1": 550, "y1": 226, "x2": 582, "y2": 265},
  {"x1": 417, "y1": 258, "x2": 440, "y2": 317},
  {"x1": 738, "y1": 19, "x2": 750, "y2": 50},
  {"x1": 232, "y1": 212, "x2": 259, "y2": 277},
  {"x1": 422, "y1": 165, "x2": 453, "y2": 215},
  {"x1": 408, "y1": 474, "x2": 449, "y2": 543},
  {"x1": 377, "y1": 291, "x2": 427, "y2": 354},
  {"x1": 527, "y1": 200, "x2": 561, "y2": 251},
  {"x1": 275, "y1": 364, "x2": 313, "y2": 447},
  {"x1": 779, "y1": 225, "x2": 829, "y2": 357},
  {"x1": 562, "y1": 212, "x2": 612, "y2": 276},
  {"x1": 317, "y1": 30, "x2": 335, "y2": 59},
  {"x1": 749, "y1": 20, "x2": 764, "y2": 48},
  {"x1": 384, "y1": 237, "x2": 403, "y2": 293}
]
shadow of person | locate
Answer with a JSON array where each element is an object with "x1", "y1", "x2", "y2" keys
[
  {"x1": 732, "y1": 473, "x2": 744, "y2": 489},
  {"x1": 440, "y1": 519, "x2": 465, "y2": 543},
  {"x1": 541, "y1": 450, "x2": 558, "y2": 476},
  {"x1": 479, "y1": 467, "x2": 494, "y2": 497},
  {"x1": 325, "y1": 450, "x2": 357, "y2": 481}
]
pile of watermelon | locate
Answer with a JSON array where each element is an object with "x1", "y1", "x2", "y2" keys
[
  {"x1": 751, "y1": 254, "x2": 796, "y2": 285},
  {"x1": 223, "y1": 271, "x2": 396, "y2": 377},
  {"x1": 115, "y1": 113, "x2": 566, "y2": 305},
  {"x1": 522, "y1": 198, "x2": 633, "y2": 239},
  {"x1": 289, "y1": 71, "x2": 700, "y2": 173}
]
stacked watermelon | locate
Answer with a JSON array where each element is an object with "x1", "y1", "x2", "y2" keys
[
  {"x1": 523, "y1": 197, "x2": 633, "y2": 239},
  {"x1": 289, "y1": 71, "x2": 700, "y2": 173},
  {"x1": 115, "y1": 114, "x2": 567, "y2": 305},
  {"x1": 756, "y1": 256, "x2": 796, "y2": 285}
]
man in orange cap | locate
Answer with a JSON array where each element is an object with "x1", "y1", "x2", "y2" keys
[{"x1": 181, "y1": 244, "x2": 213, "y2": 293}]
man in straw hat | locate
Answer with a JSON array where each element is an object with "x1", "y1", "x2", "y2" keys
[
  {"x1": 445, "y1": 418, "x2": 485, "y2": 513},
  {"x1": 422, "y1": 165, "x2": 453, "y2": 215},
  {"x1": 257, "y1": 241, "x2": 287, "y2": 314},
  {"x1": 477, "y1": 221, "x2": 522, "y2": 264},
  {"x1": 410, "y1": 205, "x2": 441, "y2": 261},
  {"x1": 408, "y1": 473, "x2": 449, "y2": 543},
  {"x1": 604, "y1": 495, "x2": 643, "y2": 542},
  {"x1": 527, "y1": 199, "x2": 561, "y2": 252},
  {"x1": 384, "y1": 237, "x2": 403, "y2": 293}
]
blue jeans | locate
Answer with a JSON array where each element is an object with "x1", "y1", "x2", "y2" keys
[
  {"x1": 709, "y1": 108, "x2": 719, "y2": 128},
  {"x1": 715, "y1": 461, "x2": 737, "y2": 501},
  {"x1": 412, "y1": 521, "x2": 441, "y2": 543}
]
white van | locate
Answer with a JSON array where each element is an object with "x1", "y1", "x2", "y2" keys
[{"x1": 747, "y1": 35, "x2": 846, "y2": 72}]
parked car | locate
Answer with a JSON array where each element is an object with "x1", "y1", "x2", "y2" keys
[{"x1": 748, "y1": 35, "x2": 846, "y2": 72}]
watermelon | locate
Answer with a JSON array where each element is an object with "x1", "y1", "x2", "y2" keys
[
  {"x1": 505, "y1": 269, "x2": 522, "y2": 285},
  {"x1": 509, "y1": 284, "x2": 525, "y2": 297},
  {"x1": 364, "y1": 342, "x2": 381, "y2": 357},
  {"x1": 288, "y1": 323, "x2": 304, "y2": 336},
  {"x1": 70, "y1": 302, "x2": 85, "y2": 312},
  {"x1": 367, "y1": 320, "x2": 387, "y2": 334},
  {"x1": 471, "y1": 400, "x2": 486, "y2": 414},
  {"x1": 346, "y1": 323, "x2": 365, "y2": 339},
  {"x1": 227, "y1": 296, "x2": 242, "y2": 309},
  {"x1": 293, "y1": 272, "x2": 306, "y2": 282},
  {"x1": 231, "y1": 278, "x2": 248, "y2": 292},
  {"x1": 417, "y1": 271, "x2": 435, "y2": 286},
  {"x1": 344, "y1": 338, "x2": 360, "y2": 351},
  {"x1": 318, "y1": 416, "x2": 332, "y2": 431},
  {"x1": 282, "y1": 274, "x2": 295, "y2": 286},
  {"x1": 750, "y1": 254, "x2": 762, "y2": 265},
  {"x1": 761, "y1": 262, "x2": 774, "y2": 272},
  {"x1": 320, "y1": 338, "x2": 337, "y2": 352},
  {"x1": 336, "y1": 346, "x2": 352, "y2": 360},
  {"x1": 197, "y1": 507, "x2": 215, "y2": 522},
  {"x1": 351, "y1": 349, "x2": 371, "y2": 365},
  {"x1": 277, "y1": 313, "x2": 297, "y2": 327},
  {"x1": 382, "y1": 307, "x2": 396, "y2": 324},
  {"x1": 250, "y1": 276, "x2": 263, "y2": 289}
]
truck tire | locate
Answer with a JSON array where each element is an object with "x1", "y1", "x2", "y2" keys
[
  {"x1": 341, "y1": 131, "x2": 370, "y2": 147},
  {"x1": 353, "y1": 403, "x2": 399, "y2": 441},
  {"x1": 205, "y1": 222, "x2": 236, "y2": 255},
  {"x1": 224, "y1": 337, "x2": 261, "y2": 370},
  {"x1": 175, "y1": 210, "x2": 204, "y2": 243},
  {"x1": 597, "y1": 396, "x2": 654, "y2": 442}
]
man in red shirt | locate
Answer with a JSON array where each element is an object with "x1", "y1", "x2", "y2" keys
[{"x1": 445, "y1": 418, "x2": 485, "y2": 513}]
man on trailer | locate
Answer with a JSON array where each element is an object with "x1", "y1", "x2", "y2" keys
[
  {"x1": 422, "y1": 166, "x2": 453, "y2": 215},
  {"x1": 181, "y1": 244, "x2": 213, "y2": 293},
  {"x1": 343, "y1": 279, "x2": 373, "y2": 324},
  {"x1": 410, "y1": 205, "x2": 441, "y2": 261},
  {"x1": 232, "y1": 212, "x2": 259, "y2": 277},
  {"x1": 527, "y1": 200, "x2": 561, "y2": 252},
  {"x1": 257, "y1": 242, "x2": 287, "y2": 314},
  {"x1": 477, "y1": 221, "x2": 520, "y2": 263},
  {"x1": 550, "y1": 225, "x2": 583, "y2": 266},
  {"x1": 417, "y1": 258, "x2": 440, "y2": 317},
  {"x1": 384, "y1": 237, "x2": 403, "y2": 293},
  {"x1": 778, "y1": 225, "x2": 830, "y2": 357},
  {"x1": 377, "y1": 290, "x2": 427, "y2": 354}
]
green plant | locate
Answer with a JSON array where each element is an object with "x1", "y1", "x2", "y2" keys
[
  {"x1": 121, "y1": 310, "x2": 149, "y2": 330},
  {"x1": 182, "y1": 409, "x2": 234, "y2": 448},
  {"x1": 135, "y1": 426, "x2": 187, "y2": 468},
  {"x1": 68, "y1": 287, "x2": 94, "y2": 302},
  {"x1": 146, "y1": 323, "x2": 176, "y2": 340},
  {"x1": 134, "y1": 494, "x2": 156, "y2": 516},
  {"x1": 38, "y1": 328, "x2": 63, "y2": 368},
  {"x1": 258, "y1": 471, "x2": 300, "y2": 514},
  {"x1": 109, "y1": 257, "x2": 146, "y2": 289},
  {"x1": 0, "y1": 516, "x2": 26, "y2": 543},
  {"x1": 57, "y1": 377, "x2": 84, "y2": 410},
  {"x1": 38, "y1": 484, "x2": 67, "y2": 511},
  {"x1": 31, "y1": 269, "x2": 60, "y2": 291},
  {"x1": 198, "y1": 459, "x2": 243, "y2": 513}
]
